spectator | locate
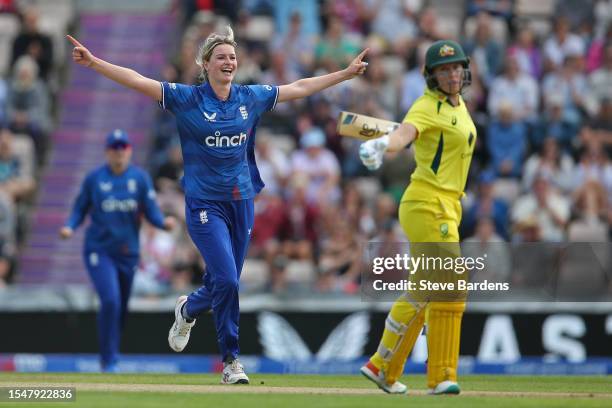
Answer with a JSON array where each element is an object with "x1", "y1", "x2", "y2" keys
[
  {"x1": 254, "y1": 131, "x2": 290, "y2": 196},
  {"x1": 10, "y1": 6, "x2": 53, "y2": 80},
  {"x1": 310, "y1": 99, "x2": 342, "y2": 159},
  {"x1": 290, "y1": 127, "x2": 341, "y2": 206},
  {"x1": 400, "y1": 42, "x2": 427, "y2": 114},
  {"x1": 568, "y1": 180, "x2": 610, "y2": 242},
  {"x1": 351, "y1": 54, "x2": 399, "y2": 119},
  {"x1": 586, "y1": 26, "x2": 612, "y2": 73},
  {"x1": 416, "y1": 6, "x2": 446, "y2": 43},
  {"x1": 282, "y1": 175, "x2": 321, "y2": 250},
  {"x1": 462, "y1": 171, "x2": 510, "y2": 240},
  {"x1": 487, "y1": 102, "x2": 527, "y2": 179},
  {"x1": 272, "y1": 0, "x2": 321, "y2": 37},
  {"x1": 462, "y1": 217, "x2": 511, "y2": 284},
  {"x1": 154, "y1": 139, "x2": 184, "y2": 220},
  {"x1": 362, "y1": 0, "x2": 419, "y2": 49},
  {"x1": 537, "y1": 93, "x2": 578, "y2": 151},
  {"x1": 0, "y1": 126, "x2": 35, "y2": 203},
  {"x1": 133, "y1": 222, "x2": 177, "y2": 297},
  {"x1": 523, "y1": 137, "x2": 575, "y2": 194},
  {"x1": 7, "y1": 55, "x2": 51, "y2": 164},
  {"x1": 588, "y1": 43, "x2": 612, "y2": 109},
  {"x1": 270, "y1": 12, "x2": 315, "y2": 77},
  {"x1": 260, "y1": 50, "x2": 303, "y2": 123},
  {"x1": 155, "y1": 139, "x2": 183, "y2": 188},
  {"x1": 323, "y1": 0, "x2": 369, "y2": 36},
  {"x1": 250, "y1": 191, "x2": 287, "y2": 292},
  {"x1": 542, "y1": 52, "x2": 591, "y2": 134},
  {"x1": 587, "y1": 98, "x2": 612, "y2": 157},
  {"x1": 175, "y1": 34, "x2": 199, "y2": 84},
  {"x1": 314, "y1": 16, "x2": 360, "y2": 72},
  {"x1": 512, "y1": 175, "x2": 571, "y2": 242},
  {"x1": 488, "y1": 53, "x2": 539, "y2": 123},
  {"x1": 572, "y1": 137, "x2": 612, "y2": 206},
  {"x1": 233, "y1": 45, "x2": 264, "y2": 84},
  {"x1": 317, "y1": 211, "x2": 361, "y2": 293},
  {"x1": 555, "y1": 0, "x2": 597, "y2": 32},
  {"x1": 463, "y1": 12, "x2": 504, "y2": 87},
  {"x1": 149, "y1": 64, "x2": 180, "y2": 171},
  {"x1": 507, "y1": 25, "x2": 543, "y2": 79},
  {"x1": 372, "y1": 192, "x2": 397, "y2": 232},
  {"x1": 543, "y1": 15, "x2": 586, "y2": 69}
]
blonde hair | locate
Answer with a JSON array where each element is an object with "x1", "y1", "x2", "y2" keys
[{"x1": 195, "y1": 26, "x2": 237, "y2": 83}]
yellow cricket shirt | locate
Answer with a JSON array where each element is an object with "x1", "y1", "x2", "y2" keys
[{"x1": 402, "y1": 88, "x2": 477, "y2": 197}]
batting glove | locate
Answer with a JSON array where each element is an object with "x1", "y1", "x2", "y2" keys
[{"x1": 359, "y1": 135, "x2": 389, "y2": 171}]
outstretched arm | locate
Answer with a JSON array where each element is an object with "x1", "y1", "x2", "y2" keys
[
  {"x1": 277, "y1": 49, "x2": 369, "y2": 103},
  {"x1": 386, "y1": 122, "x2": 418, "y2": 152},
  {"x1": 67, "y1": 35, "x2": 161, "y2": 101}
]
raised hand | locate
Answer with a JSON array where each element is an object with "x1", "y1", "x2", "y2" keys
[
  {"x1": 67, "y1": 35, "x2": 94, "y2": 67},
  {"x1": 344, "y1": 48, "x2": 369, "y2": 79}
]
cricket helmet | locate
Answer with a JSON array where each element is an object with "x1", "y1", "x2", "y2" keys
[{"x1": 423, "y1": 40, "x2": 471, "y2": 92}]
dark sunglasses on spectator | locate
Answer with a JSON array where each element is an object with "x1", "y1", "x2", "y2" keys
[{"x1": 108, "y1": 143, "x2": 130, "y2": 150}]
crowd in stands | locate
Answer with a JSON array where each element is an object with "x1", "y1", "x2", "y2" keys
[
  {"x1": 1, "y1": 0, "x2": 610, "y2": 296},
  {"x1": 140, "y1": 0, "x2": 611, "y2": 296},
  {"x1": 0, "y1": 1, "x2": 59, "y2": 287}
]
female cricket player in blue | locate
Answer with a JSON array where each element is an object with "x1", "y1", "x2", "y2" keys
[
  {"x1": 67, "y1": 27, "x2": 368, "y2": 383},
  {"x1": 59, "y1": 129, "x2": 176, "y2": 372}
]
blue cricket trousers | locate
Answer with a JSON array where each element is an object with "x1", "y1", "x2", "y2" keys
[
  {"x1": 84, "y1": 249, "x2": 138, "y2": 368},
  {"x1": 183, "y1": 197, "x2": 254, "y2": 362}
]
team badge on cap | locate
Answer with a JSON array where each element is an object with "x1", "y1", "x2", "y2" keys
[{"x1": 439, "y1": 45, "x2": 455, "y2": 57}]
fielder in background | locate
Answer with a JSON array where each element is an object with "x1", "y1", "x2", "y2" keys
[
  {"x1": 359, "y1": 40, "x2": 477, "y2": 395},
  {"x1": 59, "y1": 130, "x2": 176, "y2": 372},
  {"x1": 67, "y1": 26, "x2": 367, "y2": 384}
]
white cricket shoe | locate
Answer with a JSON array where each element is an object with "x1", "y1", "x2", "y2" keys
[
  {"x1": 168, "y1": 295, "x2": 195, "y2": 352},
  {"x1": 429, "y1": 380, "x2": 461, "y2": 395},
  {"x1": 360, "y1": 361, "x2": 407, "y2": 394},
  {"x1": 221, "y1": 359, "x2": 250, "y2": 384}
]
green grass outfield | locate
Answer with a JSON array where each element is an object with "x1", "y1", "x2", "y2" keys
[{"x1": 1, "y1": 373, "x2": 611, "y2": 407}]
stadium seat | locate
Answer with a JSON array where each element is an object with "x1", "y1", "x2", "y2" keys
[
  {"x1": 514, "y1": 0, "x2": 557, "y2": 17},
  {"x1": 243, "y1": 16, "x2": 275, "y2": 42},
  {"x1": 285, "y1": 260, "x2": 316, "y2": 285},
  {"x1": 242, "y1": 259, "x2": 270, "y2": 290}
]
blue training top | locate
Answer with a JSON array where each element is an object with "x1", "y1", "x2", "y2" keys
[
  {"x1": 65, "y1": 164, "x2": 165, "y2": 255},
  {"x1": 159, "y1": 81, "x2": 278, "y2": 201}
]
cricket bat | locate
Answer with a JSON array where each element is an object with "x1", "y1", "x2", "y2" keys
[{"x1": 337, "y1": 111, "x2": 400, "y2": 141}]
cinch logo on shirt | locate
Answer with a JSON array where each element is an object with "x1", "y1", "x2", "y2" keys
[
  {"x1": 102, "y1": 197, "x2": 138, "y2": 212},
  {"x1": 205, "y1": 131, "x2": 247, "y2": 147}
]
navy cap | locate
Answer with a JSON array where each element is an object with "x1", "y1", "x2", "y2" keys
[{"x1": 106, "y1": 129, "x2": 130, "y2": 148}]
